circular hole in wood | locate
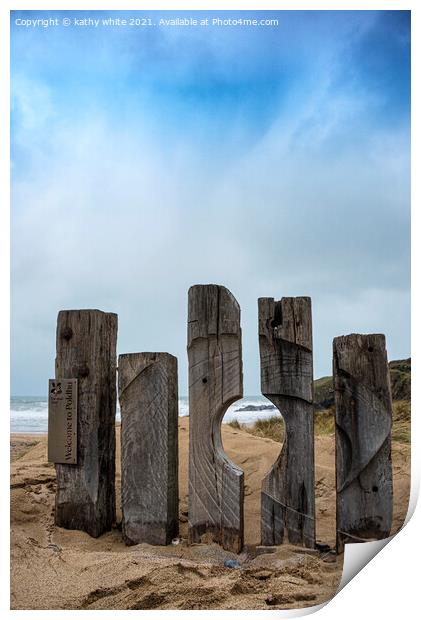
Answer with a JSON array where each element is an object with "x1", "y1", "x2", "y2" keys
[
  {"x1": 368, "y1": 346, "x2": 374, "y2": 352},
  {"x1": 202, "y1": 378, "x2": 208, "y2": 384},
  {"x1": 372, "y1": 485, "x2": 378, "y2": 492}
]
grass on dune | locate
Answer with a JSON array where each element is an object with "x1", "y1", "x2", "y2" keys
[
  {"x1": 229, "y1": 400, "x2": 410, "y2": 444},
  {"x1": 228, "y1": 416, "x2": 285, "y2": 443},
  {"x1": 391, "y1": 400, "x2": 411, "y2": 443},
  {"x1": 248, "y1": 416, "x2": 285, "y2": 443}
]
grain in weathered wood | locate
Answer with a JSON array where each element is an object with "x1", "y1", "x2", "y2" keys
[
  {"x1": 259, "y1": 297, "x2": 315, "y2": 548},
  {"x1": 188, "y1": 284, "x2": 244, "y2": 553},
  {"x1": 55, "y1": 309, "x2": 118, "y2": 537},
  {"x1": 334, "y1": 333, "x2": 393, "y2": 553},
  {"x1": 119, "y1": 352, "x2": 179, "y2": 545}
]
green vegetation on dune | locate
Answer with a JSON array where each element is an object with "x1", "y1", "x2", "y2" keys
[
  {"x1": 313, "y1": 376, "x2": 334, "y2": 410},
  {"x1": 389, "y1": 358, "x2": 411, "y2": 401},
  {"x1": 249, "y1": 417, "x2": 285, "y2": 443},
  {"x1": 228, "y1": 417, "x2": 285, "y2": 443},
  {"x1": 391, "y1": 400, "x2": 411, "y2": 443},
  {"x1": 315, "y1": 407, "x2": 335, "y2": 436},
  {"x1": 233, "y1": 358, "x2": 411, "y2": 445},
  {"x1": 313, "y1": 357, "x2": 411, "y2": 409}
]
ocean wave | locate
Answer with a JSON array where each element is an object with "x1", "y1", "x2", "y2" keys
[{"x1": 10, "y1": 396, "x2": 280, "y2": 433}]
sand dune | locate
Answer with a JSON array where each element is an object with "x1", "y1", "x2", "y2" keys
[{"x1": 10, "y1": 419, "x2": 410, "y2": 610}]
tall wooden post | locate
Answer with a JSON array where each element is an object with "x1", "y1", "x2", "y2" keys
[
  {"x1": 119, "y1": 352, "x2": 179, "y2": 545},
  {"x1": 188, "y1": 285, "x2": 244, "y2": 553},
  {"x1": 259, "y1": 297, "x2": 315, "y2": 548},
  {"x1": 334, "y1": 334, "x2": 393, "y2": 553},
  {"x1": 54, "y1": 309, "x2": 118, "y2": 537}
]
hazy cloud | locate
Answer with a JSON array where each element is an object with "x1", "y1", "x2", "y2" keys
[{"x1": 11, "y1": 10, "x2": 410, "y2": 394}]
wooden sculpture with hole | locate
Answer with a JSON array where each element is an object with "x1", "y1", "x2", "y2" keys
[
  {"x1": 259, "y1": 297, "x2": 316, "y2": 548},
  {"x1": 187, "y1": 284, "x2": 244, "y2": 553}
]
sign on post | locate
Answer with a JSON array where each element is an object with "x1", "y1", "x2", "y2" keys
[{"x1": 48, "y1": 378, "x2": 77, "y2": 464}]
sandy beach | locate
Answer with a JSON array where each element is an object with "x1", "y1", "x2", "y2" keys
[{"x1": 10, "y1": 419, "x2": 410, "y2": 610}]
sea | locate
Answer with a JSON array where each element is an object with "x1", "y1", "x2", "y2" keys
[{"x1": 10, "y1": 396, "x2": 281, "y2": 433}]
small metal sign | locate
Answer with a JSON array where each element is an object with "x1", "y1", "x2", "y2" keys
[{"x1": 48, "y1": 379, "x2": 78, "y2": 464}]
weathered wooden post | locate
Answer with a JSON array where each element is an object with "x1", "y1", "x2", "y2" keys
[
  {"x1": 259, "y1": 297, "x2": 315, "y2": 548},
  {"x1": 118, "y1": 352, "x2": 179, "y2": 545},
  {"x1": 188, "y1": 285, "x2": 244, "y2": 553},
  {"x1": 54, "y1": 309, "x2": 118, "y2": 537},
  {"x1": 334, "y1": 334, "x2": 393, "y2": 553}
]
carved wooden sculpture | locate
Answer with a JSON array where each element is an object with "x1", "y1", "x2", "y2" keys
[
  {"x1": 119, "y1": 352, "x2": 179, "y2": 545},
  {"x1": 55, "y1": 309, "x2": 118, "y2": 537},
  {"x1": 259, "y1": 297, "x2": 315, "y2": 548},
  {"x1": 334, "y1": 334, "x2": 393, "y2": 553},
  {"x1": 188, "y1": 285, "x2": 244, "y2": 553}
]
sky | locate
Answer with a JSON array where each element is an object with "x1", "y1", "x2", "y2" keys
[{"x1": 10, "y1": 10, "x2": 410, "y2": 396}]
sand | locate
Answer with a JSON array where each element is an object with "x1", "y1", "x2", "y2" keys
[{"x1": 10, "y1": 419, "x2": 410, "y2": 610}]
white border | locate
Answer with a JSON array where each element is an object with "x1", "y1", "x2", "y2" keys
[{"x1": 2, "y1": 2, "x2": 418, "y2": 618}]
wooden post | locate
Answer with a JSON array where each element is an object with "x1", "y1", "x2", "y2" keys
[
  {"x1": 334, "y1": 334, "x2": 393, "y2": 553},
  {"x1": 188, "y1": 285, "x2": 244, "y2": 553},
  {"x1": 118, "y1": 352, "x2": 179, "y2": 545},
  {"x1": 259, "y1": 297, "x2": 315, "y2": 548},
  {"x1": 54, "y1": 309, "x2": 118, "y2": 537}
]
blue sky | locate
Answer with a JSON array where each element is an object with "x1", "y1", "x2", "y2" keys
[{"x1": 11, "y1": 10, "x2": 410, "y2": 395}]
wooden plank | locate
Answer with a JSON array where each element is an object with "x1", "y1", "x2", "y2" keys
[
  {"x1": 334, "y1": 333, "x2": 393, "y2": 553},
  {"x1": 259, "y1": 297, "x2": 315, "y2": 548},
  {"x1": 54, "y1": 309, "x2": 118, "y2": 538},
  {"x1": 119, "y1": 352, "x2": 179, "y2": 545},
  {"x1": 188, "y1": 284, "x2": 244, "y2": 553}
]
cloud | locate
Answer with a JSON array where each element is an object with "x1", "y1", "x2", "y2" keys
[{"x1": 11, "y1": 11, "x2": 410, "y2": 395}]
